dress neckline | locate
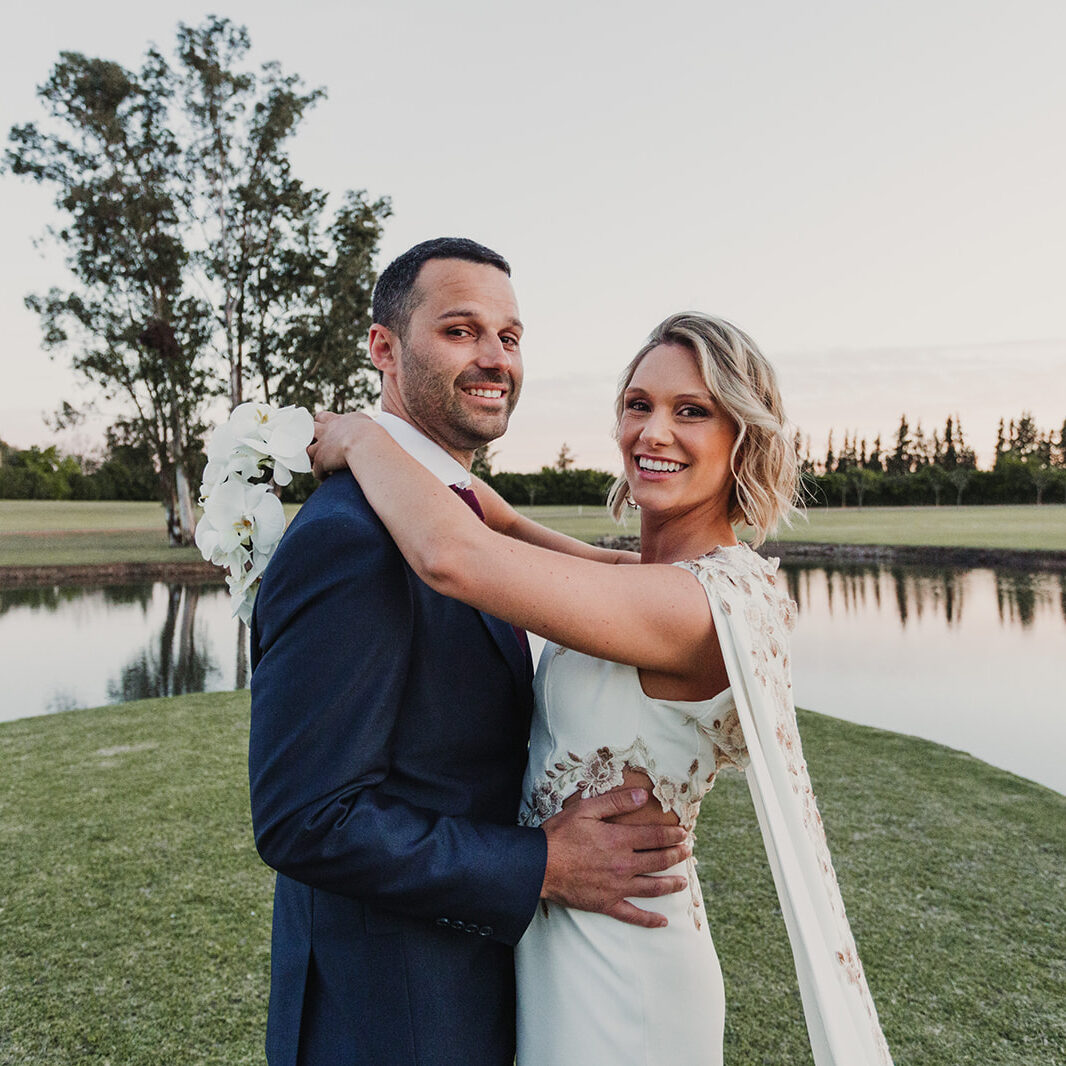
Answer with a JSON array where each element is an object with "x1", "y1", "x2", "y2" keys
[{"x1": 634, "y1": 673, "x2": 733, "y2": 710}]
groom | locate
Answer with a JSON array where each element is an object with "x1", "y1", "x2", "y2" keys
[{"x1": 249, "y1": 237, "x2": 690, "y2": 1065}]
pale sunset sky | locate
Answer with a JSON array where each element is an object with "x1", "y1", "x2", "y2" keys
[{"x1": 1, "y1": 0, "x2": 1063, "y2": 472}]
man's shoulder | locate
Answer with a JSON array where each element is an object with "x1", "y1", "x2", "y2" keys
[
  {"x1": 289, "y1": 470, "x2": 367, "y2": 524},
  {"x1": 265, "y1": 473, "x2": 393, "y2": 577},
  {"x1": 283, "y1": 472, "x2": 387, "y2": 539}
]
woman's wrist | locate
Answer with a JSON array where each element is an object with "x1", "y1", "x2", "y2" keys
[{"x1": 343, "y1": 419, "x2": 384, "y2": 462}]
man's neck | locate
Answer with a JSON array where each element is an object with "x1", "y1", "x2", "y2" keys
[
  {"x1": 380, "y1": 400, "x2": 474, "y2": 471},
  {"x1": 376, "y1": 410, "x2": 474, "y2": 488}
]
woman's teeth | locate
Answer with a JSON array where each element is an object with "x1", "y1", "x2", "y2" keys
[{"x1": 638, "y1": 457, "x2": 685, "y2": 472}]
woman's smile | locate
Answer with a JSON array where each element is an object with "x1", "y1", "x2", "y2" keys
[{"x1": 634, "y1": 455, "x2": 689, "y2": 477}]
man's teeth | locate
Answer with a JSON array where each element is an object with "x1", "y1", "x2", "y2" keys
[
  {"x1": 638, "y1": 457, "x2": 685, "y2": 472},
  {"x1": 467, "y1": 388, "x2": 504, "y2": 398}
]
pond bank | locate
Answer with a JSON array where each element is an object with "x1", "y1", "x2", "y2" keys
[
  {"x1": 0, "y1": 560, "x2": 222, "y2": 588},
  {"x1": 595, "y1": 536, "x2": 1066, "y2": 571},
  {"x1": 3, "y1": 535, "x2": 1066, "y2": 588}
]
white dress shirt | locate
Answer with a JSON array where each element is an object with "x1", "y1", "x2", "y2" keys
[{"x1": 376, "y1": 411, "x2": 471, "y2": 489}]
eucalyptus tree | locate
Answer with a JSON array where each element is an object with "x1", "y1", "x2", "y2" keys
[
  {"x1": 7, "y1": 48, "x2": 211, "y2": 542},
  {"x1": 5, "y1": 17, "x2": 389, "y2": 544},
  {"x1": 176, "y1": 19, "x2": 389, "y2": 412}
]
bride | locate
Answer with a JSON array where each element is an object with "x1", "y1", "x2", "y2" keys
[{"x1": 310, "y1": 312, "x2": 893, "y2": 1065}]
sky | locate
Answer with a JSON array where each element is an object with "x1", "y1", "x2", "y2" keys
[{"x1": 1, "y1": 0, "x2": 1063, "y2": 472}]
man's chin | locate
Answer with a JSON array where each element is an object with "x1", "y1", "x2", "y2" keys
[{"x1": 454, "y1": 413, "x2": 512, "y2": 448}]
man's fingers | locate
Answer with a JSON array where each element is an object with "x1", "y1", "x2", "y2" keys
[
  {"x1": 603, "y1": 900, "x2": 668, "y2": 929},
  {"x1": 625, "y1": 873, "x2": 688, "y2": 898},
  {"x1": 572, "y1": 787, "x2": 650, "y2": 820},
  {"x1": 614, "y1": 822, "x2": 689, "y2": 852},
  {"x1": 628, "y1": 842, "x2": 692, "y2": 876}
]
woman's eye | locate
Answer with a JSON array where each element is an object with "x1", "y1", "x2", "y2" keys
[
  {"x1": 679, "y1": 405, "x2": 708, "y2": 417},
  {"x1": 625, "y1": 398, "x2": 650, "y2": 412}
]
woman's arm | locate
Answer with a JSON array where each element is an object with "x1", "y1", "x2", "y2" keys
[
  {"x1": 471, "y1": 476, "x2": 640, "y2": 565},
  {"x1": 310, "y1": 414, "x2": 715, "y2": 681}
]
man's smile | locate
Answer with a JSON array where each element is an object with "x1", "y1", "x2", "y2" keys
[{"x1": 462, "y1": 385, "x2": 507, "y2": 400}]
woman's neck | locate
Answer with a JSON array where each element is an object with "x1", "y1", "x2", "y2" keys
[{"x1": 638, "y1": 509, "x2": 739, "y2": 565}]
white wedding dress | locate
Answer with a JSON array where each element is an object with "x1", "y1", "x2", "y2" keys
[{"x1": 515, "y1": 544, "x2": 893, "y2": 1065}]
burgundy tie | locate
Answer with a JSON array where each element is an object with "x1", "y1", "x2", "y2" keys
[{"x1": 449, "y1": 483, "x2": 530, "y2": 658}]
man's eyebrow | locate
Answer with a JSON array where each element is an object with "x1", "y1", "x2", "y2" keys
[{"x1": 436, "y1": 309, "x2": 524, "y2": 331}]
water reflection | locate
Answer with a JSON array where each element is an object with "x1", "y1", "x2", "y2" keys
[
  {"x1": 0, "y1": 580, "x2": 244, "y2": 722},
  {"x1": 2, "y1": 567, "x2": 1064, "y2": 793},
  {"x1": 780, "y1": 563, "x2": 1066, "y2": 630},
  {"x1": 106, "y1": 586, "x2": 217, "y2": 702},
  {"x1": 779, "y1": 562, "x2": 1066, "y2": 794}
]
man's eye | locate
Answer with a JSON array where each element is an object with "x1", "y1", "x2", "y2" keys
[{"x1": 502, "y1": 334, "x2": 519, "y2": 348}]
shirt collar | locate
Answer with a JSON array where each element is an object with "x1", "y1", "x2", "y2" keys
[{"x1": 376, "y1": 411, "x2": 471, "y2": 488}]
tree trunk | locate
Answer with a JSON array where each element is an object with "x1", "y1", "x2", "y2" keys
[
  {"x1": 173, "y1": 462, "x2": 198, "y2": 545},
  {"x1": 235, "y1": 620, "x2": 248, "y2": 690},
  {"x1": 162, "y1": 469, "x2": 183, "y2": 547}
]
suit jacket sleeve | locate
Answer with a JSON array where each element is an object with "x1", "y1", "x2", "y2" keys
[{"x1": 248, "y1": 501, "x2": 547, "y2": 946}]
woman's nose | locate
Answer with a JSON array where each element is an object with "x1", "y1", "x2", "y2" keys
[{"x1": 639, "y1": 411, "x2": 673, "y2": 447}]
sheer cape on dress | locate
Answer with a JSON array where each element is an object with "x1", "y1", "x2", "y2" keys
[{"x1": 677, "y1": 545, "x2": 894, "y2": 1066}]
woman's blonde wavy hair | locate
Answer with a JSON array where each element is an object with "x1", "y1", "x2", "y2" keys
[{"x1": 606, "y1": 312, "x2": 800, "y2": 547}]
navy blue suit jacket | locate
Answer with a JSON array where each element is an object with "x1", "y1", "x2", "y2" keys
[{"x1": 249, "y1": 472, "x2": 547, "y2": 1065}]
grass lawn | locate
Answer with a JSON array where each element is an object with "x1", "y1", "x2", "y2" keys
[
  {"x1": 772, "y1": 503, "x2": 1066, "y2": 551},
  {"x1": 1, "y1": 693, "x2": 1062, "y2": 1064},
  {"x1": 3, "y1": 500, "x2": 1064, "y2": 567},
  {"x1": 0, "y1": 502, "x2": 299, "y2": 568}
]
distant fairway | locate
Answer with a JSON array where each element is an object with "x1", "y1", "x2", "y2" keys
[
  {"x1": 0, "y1": 501, "x2": 298, "y2": 568},
  {"x1": 1, "y1": 500, "x2": 1063, "y2": 568},
  {"x1": 518, "y1": 502, "x2": 1066, "y2": 551},
  {"x1": 770, "y1": 503, "x2": 1066, "y2": 551}
]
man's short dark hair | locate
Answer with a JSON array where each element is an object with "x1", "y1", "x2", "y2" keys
[{"x1": 372, "y1": 237, "x2": 511, "y2": 338}]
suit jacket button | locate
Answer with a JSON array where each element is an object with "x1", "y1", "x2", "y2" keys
[{"x1": 479, "y1": 925, "x2": 493, "y2": 937}]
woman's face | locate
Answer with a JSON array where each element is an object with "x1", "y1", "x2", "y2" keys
[{"x1": 618, "y1": 343, "x2": 739, "y2": 523}]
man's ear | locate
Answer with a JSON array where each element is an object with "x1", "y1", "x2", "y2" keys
[{"x1": 368, "y1": 324, "x2": 399, "y2": 373}]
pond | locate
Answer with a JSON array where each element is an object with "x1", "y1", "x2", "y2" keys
[{"x1": 1, "y1": 562, "x2": 1063, "y2": 794}]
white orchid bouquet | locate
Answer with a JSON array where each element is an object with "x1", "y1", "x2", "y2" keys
[{"x1": 195, "y1": 402, "x2": 315, "y2": 624}]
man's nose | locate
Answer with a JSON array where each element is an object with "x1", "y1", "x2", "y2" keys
[{"x1": 475, "y1": 335, "x2": 518, "y2": 371}]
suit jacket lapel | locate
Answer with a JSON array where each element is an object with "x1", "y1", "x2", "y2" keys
[{"x1": 478, "y1": 610, "x2": 533, "y2": 692}]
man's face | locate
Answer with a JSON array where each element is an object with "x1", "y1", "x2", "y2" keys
[{"x1": 378, "y1": 258, "x2": 524, "y2": 463}]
